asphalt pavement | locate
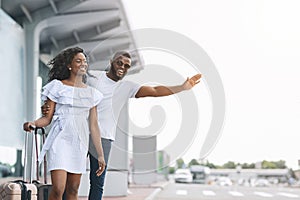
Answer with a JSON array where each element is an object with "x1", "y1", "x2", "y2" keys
[
  {"x1": 79, "y1": 181, "x2": 169, "y2": 200},
  {"x1": 79, "y1": 182, "x2": 169, "y2": 200}
]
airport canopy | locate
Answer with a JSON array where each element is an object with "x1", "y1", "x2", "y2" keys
[{"x1": 1, "y1": 0, "x2": 144, "y2": 73}]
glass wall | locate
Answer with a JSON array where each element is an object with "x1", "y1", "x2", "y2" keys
[{"x1": 0, "y1": 9, "x2": 25, "y2": 178}]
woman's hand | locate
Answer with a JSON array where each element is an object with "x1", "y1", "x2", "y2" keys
[
  {"x1": 41, "y1": 100, "x2": 51, "y2": 116},
  {"x1": 23, "y1": 122, "x2": 35, "y2": 132},
  {"x1": 95, "y1": 156, "x2": 106, "y2": 176}
]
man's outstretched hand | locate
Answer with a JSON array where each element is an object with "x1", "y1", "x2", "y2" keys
[{"x1": 182, "y1": 74, "x2": 202, "y2": 90}]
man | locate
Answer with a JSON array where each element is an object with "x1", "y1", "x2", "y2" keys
[{"x1": 43, "y1": 50, "x2": 201, "y2": 200}]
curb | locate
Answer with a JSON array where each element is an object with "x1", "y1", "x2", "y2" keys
[
  {"x1": 144, "y1": 182, "x2": 170, "y2": 200},
  {"x1": 144, "y1": 188, "x2": 162, "y2": 200}
]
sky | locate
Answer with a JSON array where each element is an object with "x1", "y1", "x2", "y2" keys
[{"x1": 123, "y1": 0, "x2": 300, "y2": 169}]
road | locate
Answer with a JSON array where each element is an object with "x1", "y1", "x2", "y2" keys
[{"x1": 154, "y1": 183, "x2": 300, "y2": 200}]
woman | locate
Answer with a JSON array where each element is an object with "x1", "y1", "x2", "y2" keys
[{"x1": 23, "y1": 47, "x2": 105, "y2": 200}]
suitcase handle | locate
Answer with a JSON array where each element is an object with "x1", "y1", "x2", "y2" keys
[
  {"x1": 12, "y1": 180, "x2": 31, "y2": 200},
  {"x1": 33, "y1": 127, "x2": 48, "y2": 184}
]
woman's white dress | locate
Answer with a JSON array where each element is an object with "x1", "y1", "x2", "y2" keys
[{"x1": 38, "y1": 79, "x2": 103, "y2": 174}]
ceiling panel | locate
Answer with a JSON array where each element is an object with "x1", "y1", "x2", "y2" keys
[{"x1": 1, "y1": 0, "x2": 143, "y2": 73}]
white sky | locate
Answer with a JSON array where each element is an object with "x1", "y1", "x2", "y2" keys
[{"x1": 123, "y1": 0, "x2": 300, "y2": 169}]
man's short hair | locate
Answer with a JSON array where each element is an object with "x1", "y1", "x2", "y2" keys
[{"x1": 112, "y1": 51, "x2": 131, "y2": 60}]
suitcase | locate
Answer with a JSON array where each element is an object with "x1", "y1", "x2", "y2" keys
[
  {"x1": 0, "y1": 130, "x2": 38, "y2": 200},
  {"x1": 0, "y1": 181, "x2": 37, "y2": 200},
  {"x1": 32, "y1": 127, "x2": 52, "y2": 200},
  {"x1": 32, "y1": 127, "x2": 65, "y2": 200}
]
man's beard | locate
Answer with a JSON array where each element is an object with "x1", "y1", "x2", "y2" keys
[{"x1": 111, "y1": 64, "x2": 125, "y2": 80}]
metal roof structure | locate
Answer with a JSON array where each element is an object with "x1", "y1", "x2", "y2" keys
[{"x1": 1, "y1": 0, "x2": 144, "y2": 73}]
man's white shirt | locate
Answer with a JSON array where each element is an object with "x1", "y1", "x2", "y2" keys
[{"x1": 87, "y1": 70, "x2": 140, "y2": 140}]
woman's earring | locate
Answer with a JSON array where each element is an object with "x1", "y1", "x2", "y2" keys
[{"x1": 69, "y1": 68, "x2": 71, "y2": 70}]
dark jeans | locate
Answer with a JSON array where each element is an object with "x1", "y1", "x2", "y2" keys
[{"x1": 88, "y1": 138, "x2": 112, "y2": 200}]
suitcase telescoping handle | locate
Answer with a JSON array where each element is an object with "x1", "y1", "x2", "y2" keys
[
  {"x1": 32, "y1": 127, "x2": 48, "y2": 184},
  {"x1": 23, "y1": 127, "x2": 34, "y2": 183}
]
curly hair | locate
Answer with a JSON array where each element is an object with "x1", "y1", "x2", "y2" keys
[{"x1": 48, "y1": 47, "x2": 90, "y2": 83}]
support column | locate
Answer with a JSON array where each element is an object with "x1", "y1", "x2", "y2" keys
[
  {"x1": 132, "y1": 136, "x2": 157, "y2": 185},
  {"x1": 23, "y1": 21, "x2": 41, "y2": 182},
  {"x1": 103, "y1": 104, "x2": 129, "y2": 197}
]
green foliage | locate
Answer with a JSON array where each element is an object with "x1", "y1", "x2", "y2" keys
[
  {"x1": 222, "y1": 161, "x2": 236, "y2": 169},
  {"x1": 188, "y1": 159, "x2": 200, "y2": 167},
  {"x1": 241, "y1": 162, "x2": 255, "y2": 169},
  {"x1": 262, "y1": 160, "x2": 277, "y2": 169},
  {"x1": 170, "y1": 158, "x2": 288, "y2": 171},
  {"x1": 169, "y1": 167, "x2": 175, "y2": 174},
  {"x1": 275, "y1": 160, "x2": 287, "y2": 169},
  {"x1": 262, "y1": 160, "x2": 286, "y2": 169},
  {"x1": 200, "y1": 160, "x2": 220, "y2": 169},
  {"x1": 288, "y1": 168, "x2": 296, "y2": 178},
  {"x1": 176, "y1": 158, "x2": 185, "y2": 169}
]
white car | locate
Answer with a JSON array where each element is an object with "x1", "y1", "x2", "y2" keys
[
  {"x1": 0, "y1": 164, "x2": 12, "y2": 178},
  {"x1": 216, "y1": 177, "x2": 233, "y2": 186},
  {"x1": 254, "y1": 178, "x2": 270, "y2": 187},
  {"x1": 174, "y1": 169, "x2": 193, "y2": 183}
]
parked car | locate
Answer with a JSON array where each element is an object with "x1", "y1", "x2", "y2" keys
[
  {"x1": 174, "y1": 169, "x2": 193, "y2": 183},
  {"x1": 0, "y1": 164, "x2": 12, "y2": 178},
  {"x1": 190, "y1": 165, "x2": 210, "y2": 184},
  {"x1": 216, "y1": 177, "x2": 233, "y2": 186},
  {"x1": 254, "y1": 178, "x2": 270, "y2": 187}
]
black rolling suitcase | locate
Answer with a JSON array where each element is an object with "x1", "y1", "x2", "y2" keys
[{"x1": 32, "y1": 127, "x2": 52, "y2": 200}]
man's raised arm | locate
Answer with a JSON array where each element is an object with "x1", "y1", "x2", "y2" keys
[{"x1": 135, "y1": 74, "x2": 201, "y2": 98}]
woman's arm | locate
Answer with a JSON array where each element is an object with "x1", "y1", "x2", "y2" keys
[
  {"x1": 89, "y1": 106, "x2": 106, "y2": 176},
  {"x1": 23, "y1": 98, "x2": 56, "y2": 131}
]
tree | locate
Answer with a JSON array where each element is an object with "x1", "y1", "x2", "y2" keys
[
  {"x1": 262, "y1": 160, "x2": 287, "y2": 169},
  {"x1": 204, "y1": 160, "x2": 218, "y2": 169},
  {"x1": 262, "y1": 160, "x2": 277, "y2": 169},
  {"x1": 169, "y1": 167, "x2": 175, "y2": 174},
  {"x1": 223, "y1": 161, "x2": 236, "y2": 169},
  {"x1": 241, "y1": 162, "x2": 255, "y2": 169},
  {"x1": 188, "y1": 159, "x2": 200, "y2": 167},
  {"x1": 176, "y1": 158, "x2": 185, "y2": 169},
  {"x1": 275, "y1": 160, "x2": 286, "y2": 169}
]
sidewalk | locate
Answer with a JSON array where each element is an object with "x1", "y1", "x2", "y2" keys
[{"x1": 79, "y1": 182, "x2": 169, "y2": 200}]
